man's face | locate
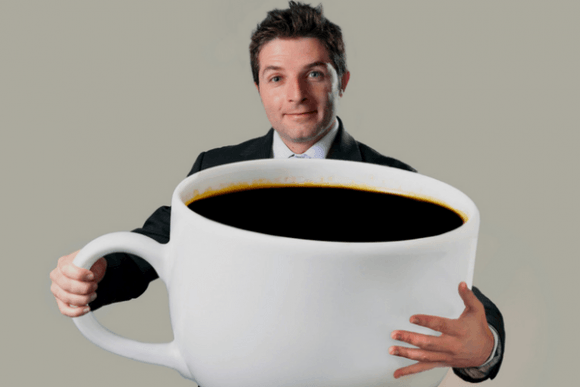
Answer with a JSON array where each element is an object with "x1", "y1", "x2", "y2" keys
[{"x1": 255, "y1": 37, "x2": 350, "y2": 153}]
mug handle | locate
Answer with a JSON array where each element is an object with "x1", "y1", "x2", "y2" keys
[{"x1": 71, "y1": 232, "x2": 191, "y2": 379}]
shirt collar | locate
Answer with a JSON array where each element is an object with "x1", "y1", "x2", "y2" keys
[{"x1": 272, "y1": 119, "x2": 340, "y2": 159}]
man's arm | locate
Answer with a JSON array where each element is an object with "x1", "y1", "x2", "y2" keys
[
  {"x1": 90, "y1": 152, "x2": 208, "y2": 310},
  {"x1": 50, "y1": 153, "x2": 207, "y2": 315},
  {"x1": 87, "y1": 205, "x2": 171, "y2": 310},
  {"x1": 390, "y1": 282, "x2": 505, "y2": 383},
  {"x1": 50, "y1": 205, "x2": 171, "y2": 315}
]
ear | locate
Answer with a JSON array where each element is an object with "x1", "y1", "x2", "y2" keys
[
  {"x1": 339, "y1": 71, "x2": 351, "y2": 96},
  {"x1": 254, "y1": 82, "x2": 260, "y2": 93}
]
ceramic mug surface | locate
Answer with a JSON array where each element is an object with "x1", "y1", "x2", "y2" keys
[{"x1": 73, "y1": 159, "x2": 479, "y2": 387}]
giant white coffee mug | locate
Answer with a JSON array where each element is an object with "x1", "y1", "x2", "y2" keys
[{"x1": 73, "y1": 159, "x2": 479, "y2": 387}]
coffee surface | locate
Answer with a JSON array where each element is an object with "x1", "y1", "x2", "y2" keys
[{"x1": 188, "y1": 186, "x2": 463, "y2": 242}]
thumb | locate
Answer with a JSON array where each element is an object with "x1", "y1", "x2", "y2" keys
[
  {"x1": 90, "y1": 257, "x2": 108, "y2": 283},
  {"x1": 458, "y1": 281, "x2": 480, "y2": 312}
]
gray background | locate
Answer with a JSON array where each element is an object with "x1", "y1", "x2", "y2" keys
[{"x1": 2, "y1": 0, "x2": 578, "y2": 386}]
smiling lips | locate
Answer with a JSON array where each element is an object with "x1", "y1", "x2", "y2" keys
[{"x1": 286, "y1": 111, "x2": 317, "y2": 117}]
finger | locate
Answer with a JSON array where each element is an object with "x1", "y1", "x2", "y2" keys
[
  {"x1": 409, "y1": 314, "x2": 455, "y2": 335},
  {"x1": 458, "y1": 281, "x2": 483, "y2": 313},
  {"x1": 55, "y1": 297, "x2": 91, "y2": 318},
  {"x1": 389, "y1": 345, "x2": 451, "y2": 364},
  {"x1": 393, "y1": 360, "x2": 446, "y2": 379},
  {"x1": 391, "y1": 330, "x2": 446, "y2": 351},
  {"x1": 51, "y1": 282, "x2": 97, "y2": 306},
  {"x1": 58, "y1": 253, "x2": 95, "y2": 281},
  {"x1": 50, "y1": 267, "x2": 98, "y2": 295},
  {"x1": 90, "y1": 257, "x2": 107, "y2": 283}
]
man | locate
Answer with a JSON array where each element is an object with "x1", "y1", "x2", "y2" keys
[{"x1": 50, "y1": 2, "x2": 504, "y2": 383}]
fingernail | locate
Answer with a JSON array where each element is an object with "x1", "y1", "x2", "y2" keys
[
  {"x1": 89, "y1": 293, "x2": 97, "y2": 302},
  {"x1": 83, "y1": 307, "x2": 90, "y2": 314},
  {"x1": 389, "y1": 347, "x2": 399, "y2": 355},
  {"x1": 86, "y1": 273, "x2": 94, "y2": 281},
  {"x1": 411, "y1": 317, "x2": 419, "y2": 324}
]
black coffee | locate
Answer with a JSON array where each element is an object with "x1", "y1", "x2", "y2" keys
[{"x1": 187, "y1": 186, "x2": 464, "y2": 242}]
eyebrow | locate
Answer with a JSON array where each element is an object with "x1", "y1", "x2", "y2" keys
[{"x1": 261, "y1": 61, "x2": 328, "y2": 76}]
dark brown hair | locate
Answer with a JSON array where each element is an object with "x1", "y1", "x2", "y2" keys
[{"x1": 250, "y1": 1, "x2": 347, "y2": 87}]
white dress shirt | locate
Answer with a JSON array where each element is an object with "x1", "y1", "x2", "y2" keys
[{"x1": 272, "y1": 118, "x2": 339, "y2": 159}]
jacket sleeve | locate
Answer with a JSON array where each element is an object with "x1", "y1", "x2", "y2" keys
[{"x1": 89, "y1": 153, "x2": 206, "y2": 310}]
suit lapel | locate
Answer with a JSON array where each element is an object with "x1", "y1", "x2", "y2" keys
[
  {"x1": 326, "y1": 117, "x2": 363, "y2": 162},
  {"x1": 239, "y1": 129, "x2": 275, "y2": 160}
]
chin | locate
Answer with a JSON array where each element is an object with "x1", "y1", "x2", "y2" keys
[{"x1": 291, "y1": 129, "x2": 325, "y2": 143}]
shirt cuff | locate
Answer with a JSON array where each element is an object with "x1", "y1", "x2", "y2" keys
[
  {"x1": 480, "y1": 324, "x2": 499, "y2": 367},
  {"x1": 454, "y1": 324, "x2": 502, "y2": 381}
]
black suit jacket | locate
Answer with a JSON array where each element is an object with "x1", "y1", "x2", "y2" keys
[{"x1": 90, "y1": 117, "x2": 504, "y2": 383}]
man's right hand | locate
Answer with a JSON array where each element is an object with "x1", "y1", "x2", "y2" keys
[{"x1": 50, "y1": 250, "x2": 107, "y2": 317}]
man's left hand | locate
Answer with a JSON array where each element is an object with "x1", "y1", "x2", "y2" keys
[{"x1": 389, "y1": 282, "x2": 494, "y2": 379}]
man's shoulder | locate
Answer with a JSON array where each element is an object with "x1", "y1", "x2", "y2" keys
[
  {"x1": 327, "y1": 117, "x2": 417, "y2": 173},
  {"x1": 357, "y1": 141, "x2": 417, "y2": 172},
  {"x1": 204, "y1": 132, "x2": 270, "y2": 160},
  {"x1": 187, "y1": 130, "x2": 274, "y2": 175}
]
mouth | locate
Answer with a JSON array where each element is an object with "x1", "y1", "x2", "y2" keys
[{"x1": 285, "y1": 111, "x2": 317, "y2": 117}]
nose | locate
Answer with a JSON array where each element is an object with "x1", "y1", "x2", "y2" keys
[{"x1": 287, "y1": 77, "x2": 308, "y2": 103}]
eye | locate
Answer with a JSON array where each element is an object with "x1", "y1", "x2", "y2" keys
[
  {"x1": 309, "y1": 71, "x2": 323, "y2": 79},
  {"x1": 270, "y1": 76, "x2": 281, "y2": 83}
]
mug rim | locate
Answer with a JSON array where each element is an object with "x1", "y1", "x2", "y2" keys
[{"x1": 171, "y1": 159, "x2": 479, "y2": 246}]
